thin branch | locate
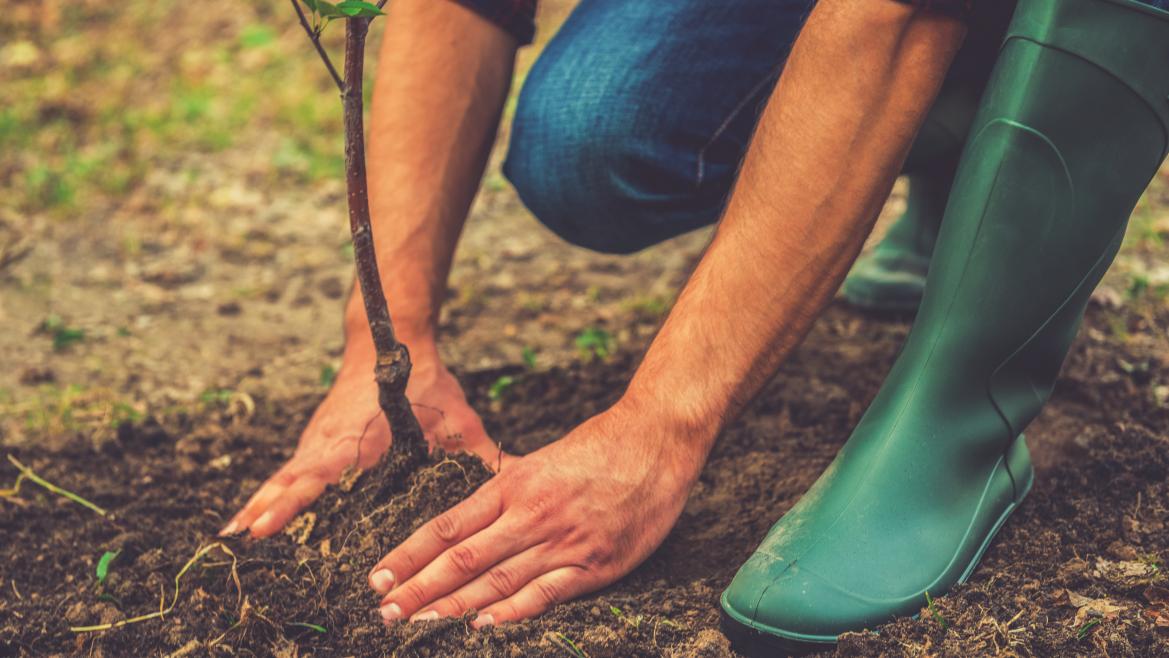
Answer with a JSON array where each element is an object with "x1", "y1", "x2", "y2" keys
[{"x1": 290, "y1": 0, "x2": 345, "y2": 93}]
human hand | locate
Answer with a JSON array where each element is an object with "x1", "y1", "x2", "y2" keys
[
  {"x1": 366, "y1": 403, "x2": 705, "y2": 625},
  {"x1": 223, "y1": 342, "x2": 512, "y2": 538}
]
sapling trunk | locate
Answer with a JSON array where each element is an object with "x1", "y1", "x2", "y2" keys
[{"x1": 292, "y1": 2, "x2": 426, "y2": 458}]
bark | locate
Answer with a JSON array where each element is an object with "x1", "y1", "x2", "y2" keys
[{"x1": 341, "y1": 17, "x2": 426, "y2": 458}]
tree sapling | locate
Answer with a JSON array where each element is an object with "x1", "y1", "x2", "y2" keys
[{"x1": 290, "y1": 0, "x2": 425, "y2": 458}]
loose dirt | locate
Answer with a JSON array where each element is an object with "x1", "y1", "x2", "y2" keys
[{"x1": 4, "y1": 305, "x2": 1169, "y2": 657}]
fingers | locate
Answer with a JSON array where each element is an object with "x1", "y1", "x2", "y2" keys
[
  {"x1": 375, "y1": 522, "x2": 537, "y2": 622},
  {"x1": 368, "y1": 485, "x2": 503, "y2": 596},
  {"x1": 474, "y1": 567, "x2": 593, "y2": 627},
  {"x1": 221, "y1": 466, "x2": 295, "y2": 535},
  {"x1": 247, "y1": 475, "x2": 330, "y2": 538},
  {"x1": 417, "y1": 546, "x2": 548, "y2": 620}
]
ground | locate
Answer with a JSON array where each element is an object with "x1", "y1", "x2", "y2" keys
[{"x1": 3, "y1": 1, "x2": 1169, "y2": 657}]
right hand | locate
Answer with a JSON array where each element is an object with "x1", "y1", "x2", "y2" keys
[{"x1": 222, "y1": 342, "x2": 513, "y2": 539}]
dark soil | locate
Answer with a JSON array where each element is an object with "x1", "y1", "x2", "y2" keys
[{"x1": 3, "y1": 304, "x2": 1169, "y2": 657}]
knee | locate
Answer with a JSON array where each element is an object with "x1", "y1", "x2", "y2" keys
[{"x1": 504, "y1": 58, "x2": 696, "y2": 254}]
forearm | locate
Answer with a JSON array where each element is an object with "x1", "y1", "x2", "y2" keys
[
  {"x1": 621, "y1": 1, "x2": 967, "y2": 466},
  {"x1": 343, "y1": 0, "x2": 517, "y2": 367}
]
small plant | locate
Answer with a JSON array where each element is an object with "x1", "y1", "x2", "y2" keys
[
  {"x1": 609, "y1": 605, "x2": 643, "y2": 629},
  {"x1": 575, "y1": 326, "x2": 614, "y2": 362},
  {"x1": 925, "y1": 591, "x2": 949, "y2": 631},
  {"x1": 1129, "y1": 274, "x2": 1150, "y2": 299},
  {"x1": 287, "y1": 621, "x2": 328, "y2": 633},
  {"x1": 1077, "y1": 617, "x2": 1101, "y2": 640},
  {"x1": 290, "y1": 0, "x2": 425, "y2": 457},
  {"x1": 319, "y1": 364, "x2": 338, "y2": 388},
  {"x1": 199, "y1": 388, "x2": 235, "y2": 405},
  {"x1": 95, "y1": 549, "x2": 120, "y2": 586},
  {"x1": 552, "y1": 631, "x2": 587, "y2": 658},
  {"x1": 1, "y1": 454, "x2": 109, "y2": 518},
  {"x1": 41, "y1": 315, "x2": 85, "y2": 352},
  {"x1": 522, "y1": 346, "x2": 538, "y2": 370},
  {"x1": 488, "y1": 375, "x2": 516, "y2": 401},
  {"x1": 71, "y1": 542, "x2": 240, "y2": 633}
]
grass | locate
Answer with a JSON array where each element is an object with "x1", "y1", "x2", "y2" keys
[
  {"x1": 925, "y1": 591, "x2": 949, "y2": 631},
  {"x1": 2, "y1": 3, "x2": 347, "y2": 219},
  {"x1": 70, "y1": 542, "x2": 241, "y2": 633},
  {"x1": 488, "y1": 375, "x2": 517, "y2": 401},
  {"x1": 41, "y1": 315, "x2": 86, "y2": 352},
  {"x1": 1, "y1": 454, "x2": 110, "y2": 517},
  {"x1": 574, "y1": 326, "x2": 614, "y2": 362},
  {"x1": 286, "y1": 621, "x2": 328, "y2": 633},
  {"x1": 552, "y1": 631, "x2": 588, "y2": 658}
]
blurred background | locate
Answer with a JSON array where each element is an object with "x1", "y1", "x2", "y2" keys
[{"x1": 1, "y1": 0, "x2": 1167, "y2": 447}]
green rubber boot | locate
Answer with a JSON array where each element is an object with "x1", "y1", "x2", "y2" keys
[
  {"x1": 722, "y1": 0, "x2": 1169, "y2": 652},
  {"x1": 841, "y1": 81, "x2": 978, "y2": 313}
]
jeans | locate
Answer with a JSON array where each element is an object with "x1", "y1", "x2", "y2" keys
[{"x1": 503, "y1": 0, "x2": 1168, "y2": 254}]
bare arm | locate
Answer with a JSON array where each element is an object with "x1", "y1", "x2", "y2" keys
[
  {"x1": 367, "y1": 0, "x2": 970, "y2": 625},
  {"x1": 622, "y1": 1, "x2": 968, "y2": 473},
  {"x1": 228, "y1": 0, "x2": 518, "y2": 538}
]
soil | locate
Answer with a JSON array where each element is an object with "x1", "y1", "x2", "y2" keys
[
  {"x1": 3, "y1": 303, "x2": 1169, "y2": 658},
  {"x1": 5, "y1": 1, "x2": 1169, "y2": 655}
]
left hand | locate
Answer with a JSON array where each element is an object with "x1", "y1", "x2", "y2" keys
[{"x1": 366, "y1": 402, "x2": 704, "y2": 626}]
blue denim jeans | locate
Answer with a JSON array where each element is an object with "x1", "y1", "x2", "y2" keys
[{"x1": 503, "y1": 0, "x2": 1168, "y2": 254}]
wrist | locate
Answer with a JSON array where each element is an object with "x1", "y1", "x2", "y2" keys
[{"x1": 605, "y1": 393, "x2": 717, "y2": 488}]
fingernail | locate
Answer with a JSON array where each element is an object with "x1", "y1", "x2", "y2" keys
[
  {"x1": 253, "y1": 510, "x2": 274, "y2": 532},
  {"x1": 410, "y1": 610, "x2": 439, "y2": 623},
  {"x1": 380, "y1": 602, "x2": 402, "y2": 623},
  {"x1": 472, "y1": 614, "x2": 494, "y2": 629},
  {"x1": 218, "y1": 520, "x2": 239, "y2": 537},
  {"x1": 369, "y1": 569, "x2": 395, "y2": 594}
]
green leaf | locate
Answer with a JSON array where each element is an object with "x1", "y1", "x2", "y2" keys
[
  {"x1": 288, "y1": 622, "x2": 328, "y2": 633},
  {"x1": 316, "y1": 0, "x2": 346, "y2": 18},
  {"x1": 521, "y1": 346, "x2": 537, "y2": 370},
  {"x1": 301, "y1": 0, "x2": 319, "y2": 10},
  {"x1": 319, "y1": 364, "x2": 337, "y2": 388},
  {"x1": 96, "y1": 550, "x2": 121, "y2": 585},
  {"x1": 336, "y1": 0, "x2": 385, "y2": 16},
  {"x1": 488, "y1": 375, "x2": 516, "y2": 401},
  {"x1": 574, "y1": 326, "x2": 614, "y2": 361}
]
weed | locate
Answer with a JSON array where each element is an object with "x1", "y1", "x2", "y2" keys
[
  {"x1": 1077, "y1": 618, "x2": 1101, "y2": 640},
  {"x1": 1129, "y1": 274, "x2": 1150, "y2": 299},
  {"x1": 522, "y1": 346, "x2": 538, "y2": 369},
  {"x1": 41, "y1": 315, "x2": 86, "y2": 352},
  {"x1": 71, "y1": 542, "x2": 241, "y2": 632},
  {"x1": 575, "y1": 327, "x2": 614, "y2": 362},
  {"x1": 287, "y1": 621, "x2": 328, "y2": 633},
  {"x1": 925, "y1": 591, "x2": 949, "y2": 631},
  {"x1": 622, "y1": 294, "x2": 670, "y2": 320},
  {"x1": 610, "y1": 605, "x2": 643, "y2": 629},
  {"x1": 2, "y1": 455, "x2": 110, "y2": 517},
  {"x1": 320, "y1": 364, "x2": 338, "y2": 388},
  {"x1": 200, "y1": 388, "x2": 235, "y2": 405},
  {"x1": 552, "y1": 631, "x2": 587, "y2": 658},
  {"x1": 95, "y1": 550, "x2": 120, "y2": 585},
  {"x1": 488, "y1": 375, "x2": 516, "y2": 401}
]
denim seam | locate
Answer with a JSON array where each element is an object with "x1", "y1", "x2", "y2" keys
[{"x1": 695, "y1": 68, "x2": 781, "y2": 191}]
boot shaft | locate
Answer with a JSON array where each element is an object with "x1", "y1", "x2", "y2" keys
[{"x1": 881, "y1": 0, "x2": 1169, "y2": 433}]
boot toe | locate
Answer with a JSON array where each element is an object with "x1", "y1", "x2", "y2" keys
[{"x1": 722, "y1": 551, "x2": 911, "y2": 644}]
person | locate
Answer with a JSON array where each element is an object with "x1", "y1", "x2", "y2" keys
[{"x1": 222, "y1": 0, "x2": 1169, "y2": 649}]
